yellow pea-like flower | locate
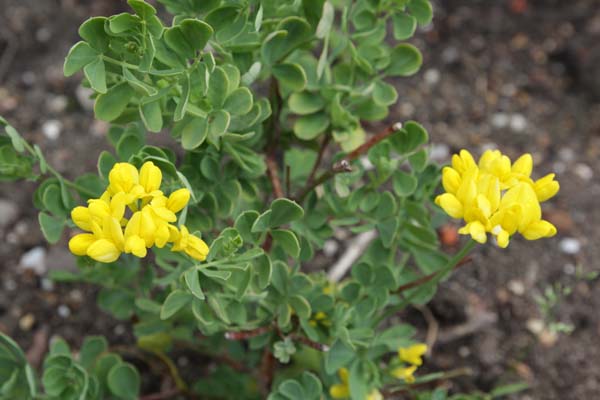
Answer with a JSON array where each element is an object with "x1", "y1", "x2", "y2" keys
[
  {"x1": 68, "y1": 233, "x2": 96, "y2": 256},
  {"x1": 391, "y1": 365, "x2": 417, "y2": 383},
  {"x1": 167, "y1": 188, "x2": 191, "y2": 213},
  {"x1": 71, "y1": 206, "x2": 93, "y2": 231},
  {"x1": 436, "y1": 149, "x2": 558, "y2": 248},
  {"x1": 108, "y1": 162, "x2": 139, "y2": 195},
  {"x1": 398, "y1": 343, "x2": 428, "y2": 366},
  {"x1": 329, "y1": 368, "x2": 350, "y2": 399},
  {"x1": 139, "y1": 161, "x2": 162, "y2": 193},
  {"x1": 86, "y1": 239, "x2": 121, "y2": 263}
]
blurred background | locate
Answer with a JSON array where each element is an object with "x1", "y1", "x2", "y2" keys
[{"x1": 0, "y1": 1, "x2": 598, "y2": 399}]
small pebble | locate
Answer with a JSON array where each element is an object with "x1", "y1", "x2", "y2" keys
[
  {"x1": 35, "y1": 27, "x2": 52, "y2": 42},
  {"x1": 507, "y1": 279, "x2": 526, "y2": 296},
  {"x1": 424, "y1": 68, "x2": 440, "y2": 85},
  {"x1": 57, "y1": 304, "x2": 71, "y2": 318},
  {"x1": 114, "y1": 324, "x2": 126, "y2": 336},
  {"x1": 429, "y1": 143, "x2": 450, "y2": 162},
  {"x1": 177, "y1": 356, "x2": 189, "y2": 367},
  {"x1": 563, "y1": 263, "x2": 576, "y2": 275},
  {"x1": 41, "y1": 278, "x2": 55, "y2": 291},
  {"x1": 399, "y1": 102, "x2": 415, "y2": 117},
  {"x1": 458, "y1": 346, "x2": 470, "y2": 357},
  {"x1": 491, "y1": 113, "x2": 509, "y2": 128},
  {"x1": 21, "y1": 71, "x2": 36, "y2": 86},
  {"x1": 323, "y1": 240, "x2": 339, "y2": 257},
  {"x1": 509, "y1": 114, "x2": 527, "y2": 132},
  {"x1": 47, "y1": 95, "x2": 68, "y2": 114},
  {"x1": 75, "y1": 85, "x2": 95, "y2": 110},
  {"x1": 19, "y1": 313, "x2": 36, "y2": 331},
  {"x1": 42, "y1": 120, "x2": 63, "y2": 141},
  {"x1": 4, "y1": 279, "x2": 17, "y2": 291},
  {"x1": 558, "y1": 148, "x2": 575, "y2": 163},
  {"x1": 0, "y1": 199, "x2": 18, "y2": 229},
  {"x1": 442, "y1": 46, "x2": 459, "y2": 64},
  {"x1": 526, "y1": 318, "x2": 545, "y2": 335},
  {"x1": 559, "y1": 238, "x2": 581, "y2": 255},
  {"x1": 574, "y1": 163, "x2": 593, "y2": 181},
  {"x1": 19, "y1": 246, "x2": 47, "y2": 275}
]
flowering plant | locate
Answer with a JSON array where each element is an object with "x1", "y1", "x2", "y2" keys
[{"x1": 0, "y1": 0, "x2": 557, "y2": 399}]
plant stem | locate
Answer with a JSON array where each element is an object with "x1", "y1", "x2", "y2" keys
[
  {"x1": 305, "y1": 134, "x2": 331, "y2": 186},
  {"x1": 375, "y1": 240, "x2": 477, "y2": 326}
]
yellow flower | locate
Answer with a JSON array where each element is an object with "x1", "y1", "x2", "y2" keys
[
  {"x1": 367, "y1": 389, "x2": 383, "y2": 400},
  {"x1": 436, "y1": 149, "x2": 558, "y2": 247},
  {"x1": 309, "y1": 311, "x2": 332, "y2": 327},
  {"x1": 398, "y1": 343, "x2": 427, "y2": 366},
  {"x1": 330, "y1": 368, "x2": 350, "y2": 399},
  {"x1": 391, "y1": 365, "x2": 417, "y2": 383},
  {"x1": 69, "y1": 162, "x2": 207, "y2": 263}
]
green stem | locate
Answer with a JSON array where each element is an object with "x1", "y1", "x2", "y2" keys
[{"x1": 375, "y1": 239, "x2": 476, "y2": 326}]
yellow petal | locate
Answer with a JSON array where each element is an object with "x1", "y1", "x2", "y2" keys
[
  {"x1": 87, "y1": 239, "x2": 120, "y2": 263},
  {"x1": 452, "y1": 149, "x2": 477, "y2": 174},
  {"x1": 391, "y1": 365, "x2": 417, "y2": 382},
  {"x1": 435, "y1": 193, "x2": 464, "y2": 219},
  {"x1": 329, "y1": 384, "x2": 350, "y2": 399},
  {"x1": 167, "y1": 188, "x2": 191, "y2": 213},
  {"x1": 139, "y1": 161, "x2": 162, "y2": 193},
  {"x1": 185, "y1": 235, "x2": 210, "y2": 261},
  {"x1": 108, "y1": 162, "x2": 139, "y2": 194},
  {"x1": 154, "y1": 224, "x2": 170, "y2": 248},
  {"x1": 460, "y1": 221, "x2": 487, "y2": 243},
  {"x1": 399, "y1": 344, "x2": 427, "y2": 366},
  {"x1": 124, "y1": 235, "x2": 147, "y2": 258},
  {"x1": 68, "y1": 233, "x2": 96, "y2": 256},
  {"x1": 521, "y1": 220, "x2": 557, "y2": 240},
  {"x1": 367, "y1": 390, "x2": 383, "y2": 400},
  {"x1": 71, "y1": 206, "x2": 92, "y2": 231},
  {"x1": 103, "y1": 216, "x2": 124, "y2": 250},
  {"x1": 338, "y1": 368, "x2": 349, "y2": 384},
  {"x1": 534, "y1": 173, "x2": 559, "y2": 202},
  {"x1": 441, "y1": 167, "x2": 461, "y2": 194},
  {"x1": 512, "y1": 153, "x2": 532, "y2": 177}
]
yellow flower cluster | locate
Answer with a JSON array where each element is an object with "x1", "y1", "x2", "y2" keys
[
  {"x1": 435, "y1": 149, "x2": 559, "y2": 248},
  {"x1": 68, "y1": 162, "x2": 209, "y2": 263},
  {"x1": 391, "y1": 343, "x2": 427, "y2": 383},
  {"x1": 330, "y1": 368, "x2": 382, "y2": 400}
]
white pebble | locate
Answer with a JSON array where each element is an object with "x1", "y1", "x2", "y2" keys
[
  {"x1": 559, "y1": 238, "x2": 581, "y2": 255},
  {"x1": 47, "y1": 95, "x2": 68, "y2": 114},
  {"x1": 399, "y1": 102, "x2": 415, "y2": 117},
  {"x1": 552, "y1": 161, "x2": 567, "y2": 174},
  {"x1": 491, "y1": 113, "x2": 509, "y2": 128},
  {"x1": 42, "y1": 120, "x2": 63, "y2": 141},
  {"x1": 558, "y1": 148, "x2": 575, "y2": 163},
  {"x1": 424, "y1": 68, "x2": 440, "y2": 85},
  {"x1": 57, "y1": 305, "x2": 71, "y2": 318},
  {"x1": 563, "y1": 263, "x2": 576, "y2": 275},
  {"x1": 41, "y1": 278, "x2": 55, "y2": 291},
  {"x1": 323, "y1": 240, "x2": 339, "y2": 257},
  {"x1": 19, "y1": 246, "x2": 47, "y2": 275},
  {"x1": 458, "y1": 346, "x2": 470, "y2": 357},
  {"x1": 509, "y1": 114, "x2": 528, "y2": 132},
  {"x1": 21, "y1": 71, "x2": 36, "y2": 86},
  {"x1": 35, "y1": 27, "x2": 52, "y2": 42},
  {"x1": 526, "y1": 318, "x2": 545, "y2": 335},
  {"x1": 507, "y1": 280, "x2": 525, "y2": 296},
  {"x1": 574, "y1": 163, "x2": 593, "y2": 181},
  {"x1": 429, "y1": 143, "x2": 450, "y2": 162},
  {"x1": 114, "y1": 324, "x2": 126, "y2": 336}
]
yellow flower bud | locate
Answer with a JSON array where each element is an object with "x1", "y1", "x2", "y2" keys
[
  {"x1": 511, "y1": 153, "x2": 533, "y2": 177},
  {"x1": 108, "y1": 163, "x2": 139, "y2": 194},
  {"x1": 398, "y1": 343, "x2": 428, "y2": 366},
  {"x1": 534, "y1": 173, "x2": 559, "y2": 202},
  {"x1": 441, "y1": 167, "x2": 461, "y2": 194},
  {"x1": 390, "y1": 365, "x2": 417, "y2": 383},
  {"x1": 139, "y1": 161, "x2": 162, "y2": 193},
  {"x1": 71, "y1": 206, "x2": 92, "y2": 231},
  {"x1": 68, "y1": 233, "x2": 95, "y2": 256},
  {"x1": 185, "y1": 235, "x2": 209, "y2": 261},
  {"x1": 435, "y1": 193, "x2": 464, "y2": 218},
  {"x1": 167, "y1": 188, "x2": 190, "y2": 213},
  {"x1": 86, "y1": 239, "x2": 120, "y2": 263}
]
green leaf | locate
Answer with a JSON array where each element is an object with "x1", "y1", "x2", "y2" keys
[
  {"x1": 254, "y1": 254, "x2": 272, "y2": 289},
  {"x1": 184, "y1": 269, "x2": 205, "y2": 300},
  {"x1": 165, "y1": 19, "x2": 213, "y2": 59},
  {"x1": 325, "y1": 340, "x2": 355, "y2": 374},
  {"x1": 271, "y1": 229, "x2": 300, "y2": 258},
  {"x1": 139, "y1": 101, "x2": 163, "y2": 132},
  {"x1": 288, "y1": 295, "x2": 311, "y2": 319},
  {"x1": 315, "y1": 1, "x2": 334, "y2": 39},
  {"x1": 134, "y1": 298, "x2": 161, "y2": 313},
  {"x1": 38, "y1": 213, "x2": 64, "y2": 244},
  {"x1": 272, "y1": 63, "x2": 307, "y2": 92},
  {"x1": 79, "y1": 336, "x2": 108, "y2": 370},
  {"x1": 94, "y1": 83, "x2": 135, "y2": 122},
  {"x1": 181, "y1": 117, "x2": 208, "y2": 150},
  {"x1": 288, "y1": 91, "x2": 325, "y2": 115},
  {"x1": 97, "y1": 151, "x2": 116, "y2": 180},
  {"x1": 270, "y1": 198, "x2": 304, "y2": 227},
  {"x1": 409, "y1": 149, "x2": 428, "y2": 171},
  {"x1": 160, "y1": 290, "x2": 192, "y2": 320},
  {"x1": 128, "y1": 0, "x2": 156, "y2": 19},
  {"x1": 251, "y1": 209, "x2": 271, "y2": 233},
  {"x1": 108, "y1": 13, "x2": 140, "y2": 34},
  {"x1": 116, "y1": 134, "x2": 143, "y2": 160},
  {"x1": 373, "y1": 80, "x2": 398, "y2": 106},
  {"x1": 174, "y1": 72, "x2": 190, "y2": 121},
  {"x1": 207, "y1": 66, "x2": 230, "y2": 108},
  {"x1": 83, "y1": 57, "x2": 107, "y2": 93},
  {"x1": 392, "y1": 13, "x2": 417, "y2": 40},
  {"x1": 408, "y1": 0, "x2": 433, "y2": 26},
  {"x1": 78, "y1": 17, "x2": 109, "y2": 52},
  {"x1": 223, "y1": 87, "x2": 253, "y2": 116},
  {"x1": 261, "y1": 17, "x2": 312, "y2": 65},
  {"x1": 107, "y1": 363, "x2": 140, "y2": 400},
  {"x1": 386, "y1": 44, "x2": 422, "y2": 77},
  {"x1": 4, "y1": 125, "x2": 25, "y2": 153},
  {"x1": 293, "y1": 112, "x2": 329, "y2": 140},
  {"x1": 377, "y1": 218, "x2": 400, "y2": 248},
  {"x1": 64, "y1": 41, "x2": 98, "y2": 76},
  {"x1": 393, "y1": 171, "x2": 418, "y2": 196},
  {"x1": 279, "y1": 380, "x2": 305, "y2": 399},
  {"x1": 390, "y1": 121, "x2": 428, "y2": 154}
]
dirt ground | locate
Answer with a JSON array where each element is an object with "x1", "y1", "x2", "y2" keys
[{"x1": 1, "y1": 0, "x2": 599, "y2": 399}]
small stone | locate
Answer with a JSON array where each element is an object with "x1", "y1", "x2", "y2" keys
[
  {"x1": 458, "y1": 346, "x2": 470, "y2": 357},
  {"x1": 491, "y1": 113, "x2": 509, "y2": 128},
  {"x1": 539, "y1": 329, "x2": 558, "y2": 347},
  {"x1": 509, "y1": 114, "x2": 527, "y2": 132},
  {"x1": 4, "y1": 279, "x2": 17, "y2": 291},
  {"x1": 424, "y1": 68, "x2": 440, "y2": 85},
  {"x1": 19, "y1": 247, "x2": 47, "y2": 275},
  {"x1": 75, "y1": 85, "x2": 95, "y2": 111},
  {"x1": 41, "y1": 278, "x2": 55, "y2": 291},
  {"x1": 507, "y1": 279, "x2": 525, "y2": 296},
  {"x1": 559, "y1": 238, "x2": 581, "y2": 255},
  {"x1": 21, "y1": 71, "x2": 36, "y2": 86},
  {"x1": 558, "y1": 148, "x2": 575, "y2": 163},
  {"x1": 0, "y1": 199, "x2": 18, "y2": 229},
  {"x1": 42, "y1": 120, "x2": 63, "y2": 141},
  {"x1": 177, "y1": 356, "x2": 189, "y2": 367},
  {"x1": 35, "y1": 27, "x2": 52, "y2": 42},
  {"x1": 429, "y1": 143, "x2": 450, "y2": 162},
  {"x1": 114, "y1": 324, "x2": 126, "y2": 336},
  {"x1": 323, "y1": 240, "x2": 339, "y2": 257},
  {"x1": 563, "y1": 263, "x2": 576, "y2": 275},
  {"x1": 399, "y1": 102, "x2": 415, "y2": 117},
  {"x1": 441, "y1": 46, "x2": 459, "y2": 64},
  {"x1": 69, "y1": 289, "x2": 84, "y2": 304},
  {"x1": 47, "y1": 95, "x2": 68, "y2": 114},
  {"x1": 574, "y1": 163, "x2": 593, "y2": 181},
  {"x1": 57, "y1": 305, "x2": 71, "y2": 318},
  {"x1": 19, "y1": 313, "x2": 36, "y2": 331},
  {"x1": 527, "y1": 318, "x2": 545, "y2": 335}
]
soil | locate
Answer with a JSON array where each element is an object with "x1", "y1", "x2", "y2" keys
[{"x1": 1, "y1": 0, "x2": 599, "y2": 399}]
